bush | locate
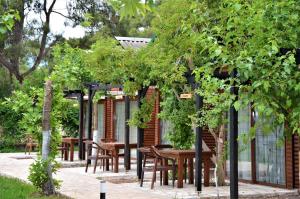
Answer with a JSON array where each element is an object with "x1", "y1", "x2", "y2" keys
[{"x1": 28, "y1": 158, "x2": 61, "y2": 192}]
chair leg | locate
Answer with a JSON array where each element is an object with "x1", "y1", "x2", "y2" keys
[
  {"x1": 93, "y1": 158, "x2": 98, "y2": 174},
  {"x1": 172, "y1": 161, "x2": 176, "y2": 188},
  {"x1": 160, "y1": 171, "x2": 162, "y2": 186},
  {"x1": 29, "y1": 145, "x2": 32, "y2": 155},
  {"x1": 140, "y1": 154, "x2": 147, "y2": 187},
  {"x1": 184, "y1": 159, "x2": 187, "y2": 183},
  {"x1": 151, "y1": 158, "x2": 157, "y2": 189},
  {"x1": 85, "y1": 160, "x2": 89, "y2": 173}
]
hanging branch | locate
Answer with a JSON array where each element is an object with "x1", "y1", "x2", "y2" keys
[{"x1": 0, "y1": 0, "x2": 57, "y2": 83}]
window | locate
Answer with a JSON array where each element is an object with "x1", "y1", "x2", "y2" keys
[
  {"x1": 160, "y1": 120, "x2": 172, "y2": 144},
  {"x1": 114, "y1": 101, "x2": 125, "y2": 142},
  {"x1": 84, "y1": 103, "x2": 89, "y2": 138},
  {"x1": 226, "y1": 106, "x2": 252, "y2": 180},
  {"x1": 96, "y1": 103, "x2": 104, "y2": 142},
  {"x1": 130, "y1": 101, "x2": 138, "y2": 143},
  {"x1": 255, "y1": 113, "x2": 285, "y2": 185},
  {"x1": 237, "y1": 106, "x2": 252, "y2": 180}
]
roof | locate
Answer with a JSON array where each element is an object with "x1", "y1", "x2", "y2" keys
[{"x1": 114, "y1": 36, "x2": 151, "y2": 49}]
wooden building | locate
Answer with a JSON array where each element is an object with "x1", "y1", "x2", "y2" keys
[
  {"x1": 79, "y1": 37, "x2": 299, "y2": 191},
  {"x1": 82, "y1": 87, "x2": 299, "y2": 190}
]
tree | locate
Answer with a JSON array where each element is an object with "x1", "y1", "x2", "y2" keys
[
  {"x1": 41, "y1": 80, "x2": 55, "y2": 195},
  {"x1": 0, "y1": 0, "x2": 59, "y2": 83}
]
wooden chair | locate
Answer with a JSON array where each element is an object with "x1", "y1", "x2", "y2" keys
[
  {"x1": 58, "y1": 143, "x2": 69, "y2": 160},
  {"x1": 84, "y1": 140, "x2": 113, "y2": 173},
  {"x1": 24, "y1": 135, "x2": 38, "y2": 155},
  {"x1": 140, "y1": 144, "x2": 174, "y2": 187},
  {"x1": 150, "y1": 146, "x2": 177, "y2": 189}
]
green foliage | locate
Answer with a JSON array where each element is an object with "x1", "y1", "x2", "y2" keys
[
  {"x1": 28, "y1": 158, "x2": 61, "y2": 192},
  {"x1": 60, "y1": 102, "x2": 79, "y2": 137},
  {"x1": 109, "y1": 0, "x2": 149, "y2": 19},
  {"x1": 0, "y1": 176, "x2": 66, "y2": 199},
  {"x1": 50, "y1": 44, "x2": 93, "y2": 90},
  {"x1": 159, "y1": 94, "x2": 195, "y2": 149},
  {"x1": 128, "y1": 94, "x2": 155, "y2": 128},
  {"x1": 0, "y1": 9, "x2": 19, "y2": 39}
]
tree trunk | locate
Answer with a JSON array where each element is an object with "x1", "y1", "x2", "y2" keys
[
  {"x1": 216, "y1": 124, "x2": 226, "y2": 186},
  {"x1": 41, "y1": 80, "x2": 55, "y2": 195}
]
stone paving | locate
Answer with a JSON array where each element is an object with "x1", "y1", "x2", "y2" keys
[{"x1": 0, "y1": 152, "x2": 299, "y2": 199}]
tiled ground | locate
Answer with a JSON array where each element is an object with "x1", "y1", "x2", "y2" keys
[{"x1": 0, "y1": 152, "x2": 299, "y2": 199}]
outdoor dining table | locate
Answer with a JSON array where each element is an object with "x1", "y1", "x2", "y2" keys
[
  {"x1": 158, "y1": 149, "x2": 213, "y2": 188},
  {"x1": 62, "y1": 137, "x2": 86, "y2": 162},
  {"x1": 100, "y1": 142, "x2": 137, "y2": 173}
]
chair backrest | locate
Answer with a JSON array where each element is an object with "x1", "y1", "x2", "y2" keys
[
  {"x1": 154, "y1": 144, "x2": 173, "y2": 149},
  {"x1": 150, "y1": 146, "x2": 163, "y2": 158},
  {"x1": 25, "y1": 134, "x2": 34, "y2": 144},
  {"x1": 101, "y1": 138, "x2": 116, "y2": 143}
]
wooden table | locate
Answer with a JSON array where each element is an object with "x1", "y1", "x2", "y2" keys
[
  {"x1": 62, "y1": 137, "x2": 83, "y2": 162},
  {"x1": 100, "y1": 142, "x2": 137, "y2": 173},
  {"x1": 159, "y1": 149, "x2": 212, "y2": 188}
]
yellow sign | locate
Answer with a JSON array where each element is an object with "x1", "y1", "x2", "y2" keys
[{"x1": 180, "y1": 93, "x2": 192, "y2": 99}]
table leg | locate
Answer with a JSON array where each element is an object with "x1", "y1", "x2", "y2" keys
[
  {"x1": 64, "y1": 143, "x2": 68, "y2": 161},
  {"x1": 70, "y1": 142, "x2": 74, "y2": 162},
  {"x1": 188, "y1": 158, "x2": 194, "y2": 184},
  {"x1": 106, "y1": 158, "x2": 110, "y2": 171},
  {"x1": 204, "y1": 157, "x2": 210, "y2": 187},
  {"x1": 177, "y1": 156, "x2": 184, "y2": 188},
  {"x1": 113, "y1": 149, "x2": 119, "y2": 173},
  {"x1": 163, "y1": 159, "x2": 168, "y2": 185}
]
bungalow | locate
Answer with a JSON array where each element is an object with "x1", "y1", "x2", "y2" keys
[{"x1": 78, "y1": 37, "x2": 299, "y2": 190}]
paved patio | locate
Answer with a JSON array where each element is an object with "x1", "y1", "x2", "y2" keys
[{"x1": 0, "y1": 152, "x2": 299, "y2": 199}]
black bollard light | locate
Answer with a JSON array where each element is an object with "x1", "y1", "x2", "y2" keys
[{"x1": 100, "y1": 180, "x2": 106, "y2": 199}]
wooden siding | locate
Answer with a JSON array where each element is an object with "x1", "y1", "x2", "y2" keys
[
  {"x1": 154, "y1": 91, "x2": 161, "y2": 145},
  {"x1": 143, "y1": 88, "x2": 157, "y2": 147},
  {"x1": 285, "y1": 138, "x2": 294, "y2": 189},
  {"x1": 104, "y1": 99, "x2": 114, "y2": 140},
  {"x1": 293, "y1": 135, "x2": 299, "y2": 188},
  {"x1": 202, "y1": 129, "x2": 216, "y2": 152}
]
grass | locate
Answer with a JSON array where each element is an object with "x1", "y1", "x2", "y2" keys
[{"x1": 0, "y1": 176, "x2": 68, "y2": 199}]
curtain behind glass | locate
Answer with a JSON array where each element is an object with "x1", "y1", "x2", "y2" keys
[
  {"x1": 84, "y1": 104, "x2": 89, "y2": 138},
  {"x1": 130, "y1": 101, "x2": 138, "y2": 158},
  {"x1": 238, "y1": 106, "x2": 252, "y2": 180},
  {"x1": 97, "y1": 104, "x2": 104, "y2": 141},
  {"x1": 115, "y1": 101, "x2": 125, "y2": 142},
  {"x1": 160, "y1": 120, "x2": 172, "y2": 144},
  {"x1": 129, "y1": 101, "x2": 138, "y2": 143},
  {"x1": 255, "y1": 114, "x2": 285, "y2": 185}
]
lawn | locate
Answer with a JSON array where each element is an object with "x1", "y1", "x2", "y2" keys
[{"x1": 0, "y1": 176, "x2": 68, "y2": 199}]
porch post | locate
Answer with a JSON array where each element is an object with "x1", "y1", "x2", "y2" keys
[
  {"x1": 88, "y1": 87, "x2": 93, "y2": 141},
  {"x1": 124, "y1": 95, "x2": 131, "y2": 170},
  {"x1": 137, "y1": 90, "x2": 144, "y2": 179},
  {"x1": 195, "y1": 84, "x2": 203, "y2": 192},
  {"x1": 78, "y1": 91, "x2": 85, "y2": 160},
  {"x1": 229, "y1": 68, "x2": 239, "y2": 198}
]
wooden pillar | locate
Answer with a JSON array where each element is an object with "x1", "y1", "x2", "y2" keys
[
  {"x1": 87, "y1": 87, "x2": 93, "y2": 141},
  {"x1": 137, "y1": 90, "x2": 144, "y2": 179},
  {"x1": 78, "y1": 92, "x2": 85, "y2": 160},
  {"x1": 229, "y1": 68, "x2": 239, "y2": 198},
  {"x1": 124, "y1": 95, "x2": 131, "y2": 170},
  {"x1": 195, "y1": 88, "x2": 203, "y2": 192}
]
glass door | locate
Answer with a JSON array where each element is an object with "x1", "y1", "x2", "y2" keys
[
  {"x1": 114, "y1": 101, "x2": 125, "y2": 142},
  {"x1": 237, "y1": 106, "x2": 252, "y2": 180},
  {"x1": 255, "y1": 113, "x2": 285, "y2": 185}
]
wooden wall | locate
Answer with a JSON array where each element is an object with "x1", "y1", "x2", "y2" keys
[
  {"x1": 96, "y1": 87, "x2": 158, "y2": 146},
  {"x1": 293, "y1": 135, "x2": 300, "y2": 189}
]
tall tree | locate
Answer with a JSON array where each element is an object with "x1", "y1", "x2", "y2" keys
[
  {"x1": 41, "y1": 79, "x2": 55, "y2": 195},
  {"x1": 0, "y1": 0, "x2": 58, "y2": 83}
]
